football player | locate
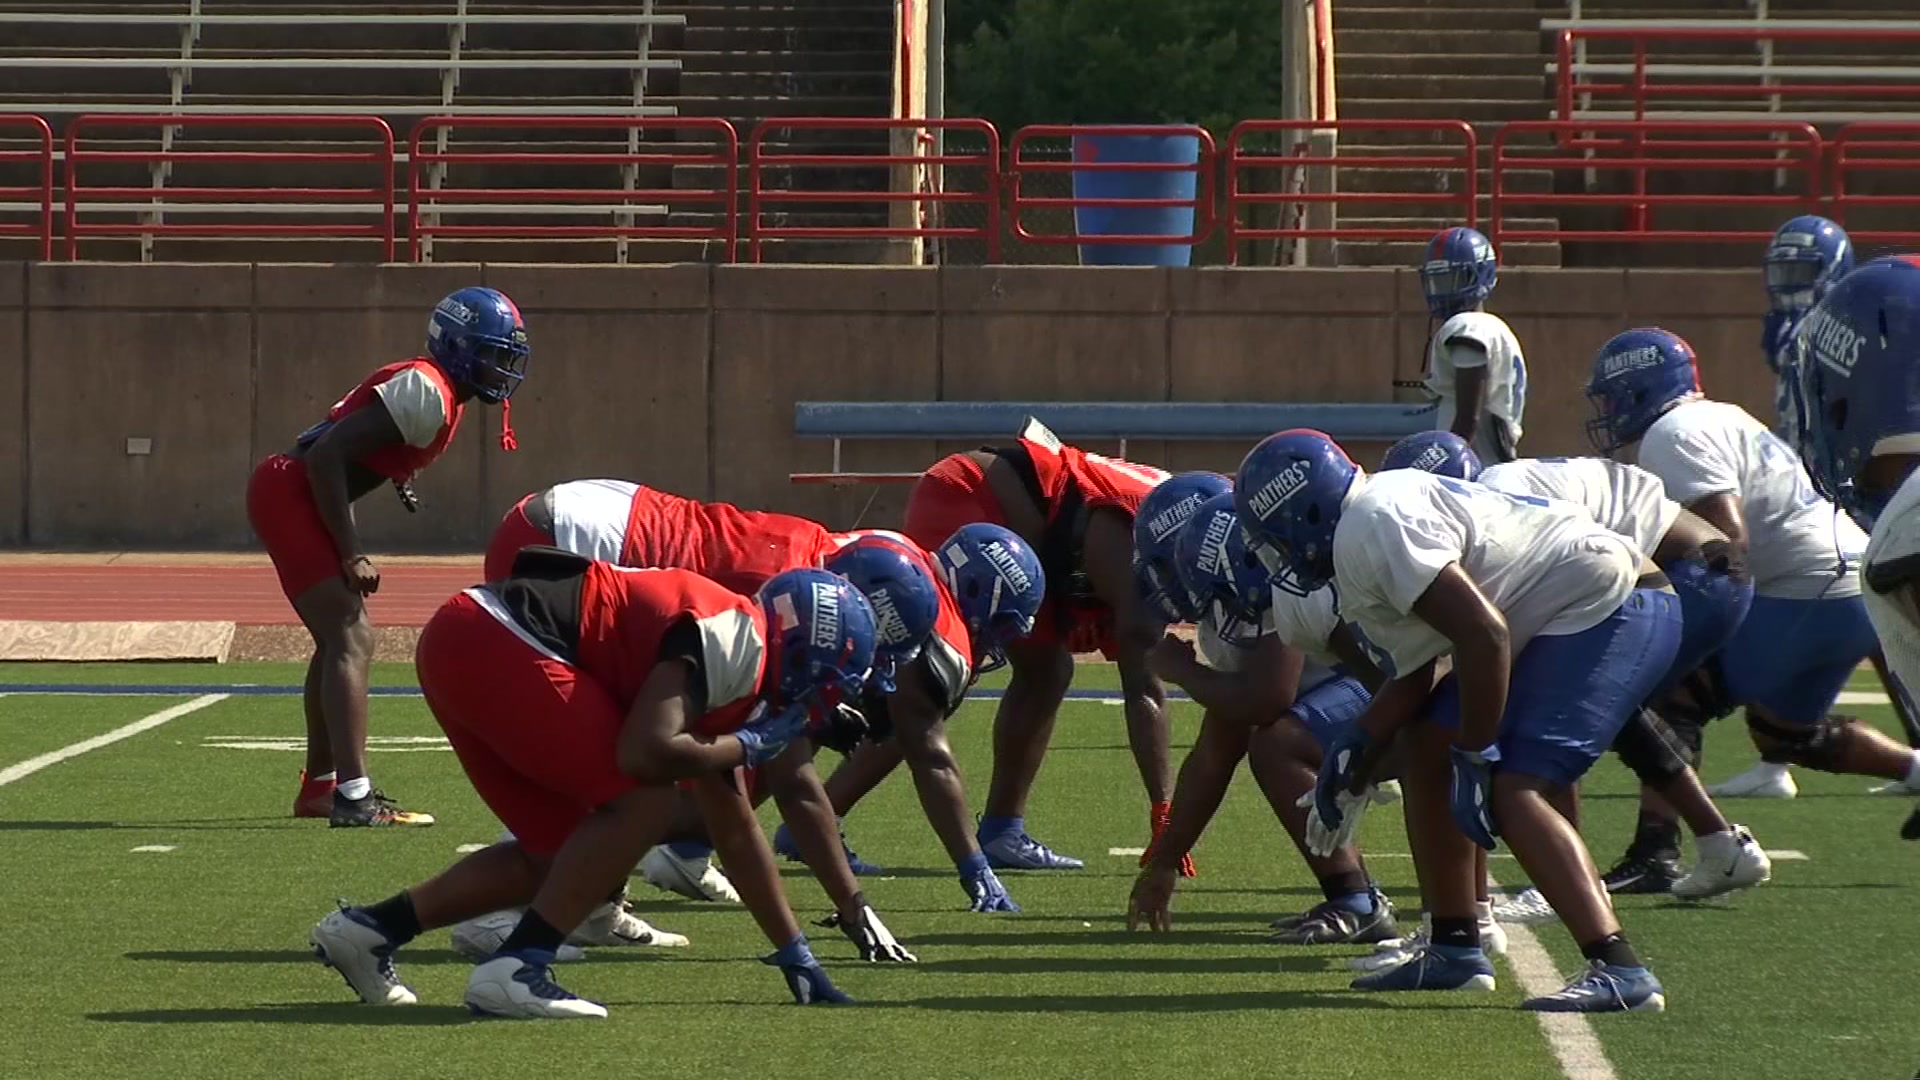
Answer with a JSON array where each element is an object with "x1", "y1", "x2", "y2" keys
[
  {"x1": 1240, "y1": 430, "x2": 1680, "y2": 1013},
  {"x1": 1380, "y1": 432, "x2": 1771, "y2": 902},
  {"x1": 247, "y1": 286, "x2": 527, "y2": 828},
  {"x1": 899, "y1": 418, "x2": 1172, "y2": 870},
  {"x1": 1585, "y1": 329, "x2": 1920, "y2": 800},
  {"x1": 1789, "y1": 253, "x2": 1920, "y2": 835},
  {"x1": 1762, "y1": 215, "x2": 1854, "y2": 444},
  {"x1": 310, "y1": 557, "x2": 875, "y2": 1017},
  {"x1": 1418, "y1": 227, "x2": 1528, "y2": 465}
]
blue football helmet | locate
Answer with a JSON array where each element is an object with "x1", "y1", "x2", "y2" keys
[
  {"x1": 1764, "y1": 215, "x2": 1855, "y2": 315},
  {"x1": 1420, "y1": 226, "x2": 1499, "y2": 319},
  {"x1": 1380, "y1": 430, "x2": 1483, "y2": 480},
  {"x1": 1793, "y1": 255, "x2": 1920, "y2": 529},
  {"x1": 1132, "y1": 471, "x2": 1233, "y2": 624},
  {"x1": 935, "y1": 523, "x2": 1046, "y2": 674},
  {"x1": 1584, "y1": 327, "x2": 1701, "y2": 454},
  {"x1": 824, "y1": 536, "x2": 941, "y2": 695},
  {"x1": 427, "y1": 286, "x2": 530, "y2": 404},
  {"x1": 1234, "y1": 429, "x2": 1360, "y2": 597},
  {"x1": 1173, "y1": 494, "x2": 1273, "y2": 647},
  {"x1": 757, "y1": 568, "x2": 879, "y2": 735}
]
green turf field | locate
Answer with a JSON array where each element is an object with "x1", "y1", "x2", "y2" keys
[{"x1": 0, "y1": 663, "x2": 1915, "y2": 1080}]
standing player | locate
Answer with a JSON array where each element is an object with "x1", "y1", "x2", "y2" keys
[
  {"x1": 1585, "y1": 329, "x2": 1920, "y2": 799},
  {"x1": 247, "y1": 286, "x2": 527, "y2": 828},
  {"x1": 901, "y1": 419, "x2": 1171, "y2": 870},
  {"x1": 1789, "y1": 254, "x2": 1920, "y2": 831},
  {"x1": 1418, "y1": 227, "x2": 1528, "y2": 465},
  {"x1": 1762, "y1": 215, "x2": 1853, "y2": 443},
  {"x1": 1240, "y1": 431, "x2": 1681, "y2": 1012},
  {"x1": 310, "y1": 558, "x2": 876, "y2": 1017}
]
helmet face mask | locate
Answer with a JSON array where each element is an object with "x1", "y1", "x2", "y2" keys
[
  {"x1": 428, "y1": 287, "x2": 530, "y2": 404},
  {"x1": 1764, "y1": 215, "x2": 1855, "y2": 315},
  {"x1": 1234, "y1": 430, "x2": 1355, "y2": 600},
  {"x1": 935, "y1": 524, "x2": 1045, "y2": 676},
  {"x1": 1173, "y1": 495, "x2": 1272, "y2": 645},
  {"x1": 1420, "y1": 227, "x2": 1499, "y2": 318}
]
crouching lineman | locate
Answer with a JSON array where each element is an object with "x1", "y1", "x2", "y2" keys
[
  {"x1": 1380, "y1": 432, "x2": 1772, "y2": 900},
  {"x1": 1789, "y1": 253, "x2": 1920, "y2": 839},
  {"x1": 1241, "y1": 430, "x2": 1680, "y2": 1013},
  {"x1": 309, "y1": 555, "x2": 876, "y2": 1017},
  {"x1": 1123, "y1": 475, "x2": 1400, "y2": 944}
]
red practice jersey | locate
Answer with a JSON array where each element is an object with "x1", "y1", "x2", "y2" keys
[{"x1": 297, "y1": 359, "x2": 464, "y2": 482}]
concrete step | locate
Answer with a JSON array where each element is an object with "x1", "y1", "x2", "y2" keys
[
  {"x1": 1336, "y1": 7, "x2": 1548, "y2": 31},
  {"x1": 664, "y1": 3, "x2": 892, "y2": 30},
  {"x1": 1341, "y1": 53, "x2": 1547, "y2": 77},
  {"x1": 661, "y1": 93, "x2": 889, "y2": 119},
  {"x1": 1335, "y1": 28, "x2": 1543, "y2": 56},
  {"x1": 1341, "y1": 97, "x2": 1553, "y2": 122},
  {"x1": 667, "y1": 48, "x2": 890, "y2": 74},
  {"x1": 681, "y1": 68, "x2": 889, "y2": 99},
  {"x1": 1336, "y1": 73, "x2": 1550, "y2": 101},
  {"x1": 1335, "y1": 163, "x2": 1555, "y2": 195},
  {"x1": 682, "y1": 24, "x2": 891, "y2": 52}
]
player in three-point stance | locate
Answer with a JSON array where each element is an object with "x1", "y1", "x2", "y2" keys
[
  {"x1": 1240, "y1": 430, "x2": 1679, "y2": 1012},
  {"x1": 309, "y1": 555, "x2": 876, "y2": 1018},
  {"x1": 1584, "y1": 329, "x2": 1920, "y2": 803},
  {"x1": 898, "y1": 419, "x2": 1174, "y2": 871},
  {"x1": 246, "y1": 286, "x2": 528, "y2": 828},
  {"x1": 1788, "y1": 253, "x2": 1920, "y2": 838},
  {"x1": 1418, "y1": 227, "x2": 1528, "y2": 466}
]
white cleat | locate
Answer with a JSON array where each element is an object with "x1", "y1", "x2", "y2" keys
[
  {"x1": 1707, "y1": 762, "x2": 1797, "y2": 798},
  {"x1": 449, "y1": 910, "x2": 586, "y2": 963},
  {"x1": 640, "y1": 845, "x2": 740, "y2": 904},
  {"x1": 311, "y1": 906, "x2": 417, "y2": 1005},
  {"x1": 1672, "y1": 825, "x2": 1773, "y2": 900},
  {"x1": 1369, "y1": 780, "x2": 1403, "y2": 805},
  {"x1": 569, "y1": 898, "x2": 690, "y2": 949},
  {"x1": 1490, "y1": 886, "x2": 1559, "y2": 926},
  {"x1": 465, "y1": 951, "x2": 606, "y2": 1020}
]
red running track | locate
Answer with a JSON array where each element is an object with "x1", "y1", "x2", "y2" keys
[{"x1": 0, "y1": 562, "x2": 484, "y2": 624}]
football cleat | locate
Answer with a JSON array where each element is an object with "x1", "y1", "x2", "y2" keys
[
  {"x1": 1868, "y1": 774, "x2": 1920, "y2": 795},
  {"x1": 329, "y1": 789, "x2": 435, "y2": 828},
  {"x1": 1490, "y1": 886, "x2": 1558, "y2": 925},
  {"x1": 1602, "y1": 852, "x2": 1683, "y2": 895},
  {"x1": 1350, "y1": 944, "x2": 1496, "y2": 993},
  {"x1": 293, "y1": 771, "x2": 336, "y2": 818},
  {"x1": 465, "y1": 950, "x2": 606, "y2": 1020},
  {"x1": 1350, "y1": 910, "x2": 1506, "y2": 973},
  {"x1": 1707, "y1": 762, "x2": 1797, "y2": 799},
  {"x1": 639, "y1": 845, "x2": 741, "y2": 903},
  {"x1": 1672, "y1": 825, "x2": 1772, "y2": 900},
  {"x1": 1522, "y1": 960, "x2": 1666, "y2": 1013},
  {"x1": 772, "y1": 822, "x2": 884, "y2": 876},
  {"x1": 980, "y1": 828, "x2": 1084, "y2": 871},
  {"x1": 570, "y1": 898, "x2": 690, "y2": 949},
  {"x1": 311, "y1": 905, "x2": 417, "y2": 1005},
  {"x1": 449, "y1": 911, "x2": 586, "y2": 963},
  {"x1": 1267, "y1": 893, "x2": 1399, "y2": 945},
  {"x1": 1370, "y1": 779, "x2": 1404, "y2": 805}
]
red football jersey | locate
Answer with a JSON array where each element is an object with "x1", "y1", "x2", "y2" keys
[
  {"x1": 300, "y1": 359, "x2": 464, "y2": 482},
  {"x1": 829, "y1": 528, "x2": 975, "y2": 710},
  {"x1": 1018, "y1": 430, "x2": 1169, "y2": 524},
  {"x1": 621, "y1": 486, "x2": 836, "y2": 595},
  {"x1": 574, "y1": 563, "x2": 769, "y2": 737}
]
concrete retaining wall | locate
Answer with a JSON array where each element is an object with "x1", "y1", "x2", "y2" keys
[{"x1": 4, "y1": 262, "x2": 1776, "y2": 550}]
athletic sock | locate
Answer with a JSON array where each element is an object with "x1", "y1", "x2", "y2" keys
[
  {"x1": 1329, "y1": 890, "x2": 1376, "y2": 916},
  {"x1": 978, "y1": 815, "x2": 1022, "y2": 840},
  {"x1": 666, "y1": 840, "x2": 714, "y2": 860},
  {"x1": 1317, "y1": 869, "x2": 1371, "y2": 905},
  {"x1": 362, "y1": 892, "x2": 421, "y2": 945},
  {"x1": 337, "y1": 776, "x2": 372, "y2": 802},
  {"x1": 1432, "y1": 916, "x2": 1478, "y2": 950},
  {"x1": 1630, "y1": 811, "x2": 1683, "y2": 861},
  {"x1": 501, "y1": 910, "x2": 567, "y2": 955},
  {"x1": 1581, "y1": 932, "x2": 1642, "y2": 970}
]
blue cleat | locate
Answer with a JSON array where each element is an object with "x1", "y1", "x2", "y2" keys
[
  {"x1": 1350, "y1": 944, "x2": 1496, "y2": 992},
  {"x1": 1522, "y1": 960, "x2": 1666, "y2": 1013},
  {"x1": 979, "y1": 828, "x2": 1085, "y2": 871},
  {"x1": 772, "y1": 822, "x2": 884, "y2": 876}
]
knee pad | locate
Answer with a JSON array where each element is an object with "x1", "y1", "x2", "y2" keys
[
  {"x1": 1675, "y1": 656, "x2": 1737, "y2": 723},
  {"x1": 1744, "y1": 710, "x2": 1851, "y2": 771},
  {"x1": 1611, "y1": 706, "x2": 1693, "y2": 788}
]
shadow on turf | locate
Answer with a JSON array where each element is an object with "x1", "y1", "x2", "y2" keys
[
  {"x1": 88, "y1": 1003, "x2": 476, "y2": 1026},
  {"x1": 908, "y1": 929, "x2": 1272, "y2": 948},
  {"x1": 917, "y1": 954, "x2": 1343, "y2": 975},
  {"x1": 125, "y1": 948, "x2": 673, "y2": 967},
  {"x1": 869, "y1": 989, "x2": 1482, "y2": 1013}
]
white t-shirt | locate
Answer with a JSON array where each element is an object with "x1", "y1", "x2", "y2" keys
[
  {"x1": 1480, "y1": 458, "x2": 1681, "y2": 560},
  {"x1": 1332, "y1": 470, "x2": 1639, "y2": 678},
  {"x1": 1192, "y1": 589, "x2": 1338, "y2": 690},
  {"x1": 1635, "y1": 398, "x2": 1864, "y2": 599},
  {"x1": 548, "y1": 478, "x2": 640, "y2": 564},
  {"x1": 1862, "y1": 470, "x2": 1920, "y2": 719},
  {"x1": 1425, "y1": 311, "x2": 1527, "y2": 451},
  {"x1": 372, "y1": 366, "x2": 451, "y2": 448}
]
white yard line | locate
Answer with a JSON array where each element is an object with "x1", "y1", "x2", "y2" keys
[
  {"x1": 130, "y1": 845, "x2": 177, "y2": 853},
  {"x1": 0, "y1": 694, "x2": 228, "y2": 787},
  {"x1": 1835, "y1": 690, "x2": 1890, "y2": 705},
  {"x1": 1488, "y1": 873, "x2": 1620, "y2": 1080},
  {"x1": 1107, "y1": 846, "x2": 1146, "y2": 857}
]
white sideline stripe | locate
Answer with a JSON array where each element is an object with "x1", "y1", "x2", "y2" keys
[
  {"x1": 0, "y1": 694, "x2": 227, "y2": 787},
  {"x1": 455, "y1": 843, "x2": 489, "y2": 854},
  {"x1": 130, "y1": 845, "x2": 177, "y2": 853},
  {"x1": 1835, "y1": 690, "x2": 1890, "y2": 705},
  {"x1": 1488, "y1": 872, "x2": 1620, "y2": 1080},
  {"x1": 1766, "y1": 849, "x2": 1810, "y2": 861},
  {"x1": 1108, "y1": 846, "x2": 1146, "y2": 857}
]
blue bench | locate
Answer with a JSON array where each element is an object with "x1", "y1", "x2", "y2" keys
[{"x1": 790, "y1": 400, "x2": 1439, "y2": 483}]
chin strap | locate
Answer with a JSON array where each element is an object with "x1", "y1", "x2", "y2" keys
[{"x1": 499, "y1": 398, "x2": 518, "y2": 451}]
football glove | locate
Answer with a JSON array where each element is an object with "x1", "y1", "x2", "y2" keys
[
  {"x1": 763, "y1": 936, "x2": 853, "y2": 1005},
  {"x1": 958, "y1": 853, "x2": 1020, "y2": 913},
  {"x1": 737, "y1": 702, "x2": 811, "y2": 767},
  {"x1": 818, "y1": 904, "x2": 916, "y2": 963},
  {"x1": 1311, "y1": 726, "x2": 1372, "y2": 835},
  {"x1": 1296, "y1": 786, "x2": 1371, "y2": 859},
  {"x1": 1449, "y1": 743, "x2": 1501, "y2": 851},
  {"x1": 1140, "y1": 801, "x2": 1196, "y2": 878}
]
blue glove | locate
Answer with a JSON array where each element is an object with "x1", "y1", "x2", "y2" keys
[
  {"x1": 958, "y1": 852, "x2": 1020, "y2": 913},
  {"x1": 737, "y1": 703, "x2": 811, "y2": 767},
  {"x1": 763, "y1": 935, "x2": 853, "y2": 1005},
  {"x1": 1312, "y1": 726, "x2": 1372, "y2": 833},
  {"x1": 1449, "y1": 743, "x2": 1501, "y2": 851}
]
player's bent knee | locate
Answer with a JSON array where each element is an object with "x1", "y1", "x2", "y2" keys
[
  {"x1": 1612, "y1": 706, "x2": 1692, "y2": 788},
  {"x1": 1744, "y1": 710, "x2": 1850, "y2": 770}
]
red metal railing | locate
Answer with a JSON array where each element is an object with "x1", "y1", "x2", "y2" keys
[
  {"x1": 409, "y1": 115, "x2": 737, "y2": 262},
  {"x1": 747, "y1": 117, "x2": 1000, "y2": 262},
  {"x1": 1829, "y1": 122, "x2": 1920, "y2": 246},
  {"x1": 1491, "y1": 120, "x2": 1823, "y2": 246},
  {"x1": 0, "y1": 115, "x2": 52, "y2": 261},
  {"x1": 1008, "y1": 124, "x2": 1218, "y2": 248},
  {"x1": 1556, "y1": 26, "x2": 1920, "y2": 125},
  {"x1": 1224, "y1": 119, "x2": 1475, "y2": 264},
  {"x1": 64, "y1": 114, "x2": 393, "y2": 260}
]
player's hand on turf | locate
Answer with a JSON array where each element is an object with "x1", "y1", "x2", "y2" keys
[
  {"x1": 1448, "y1": 744, "x2": 1501, "y2": 851},
  {"x1": 764, "y1": 936, "x2": 853, "y2": 1005},
  {"x1": 342, "y1": 554, "x2": 380, "y2": 595},
  {"x1": 818, "y1": 905, "x2": 917, "y2": 963},
  {"x1": 1141, "y1": 803, "x2": 1196, "y2": 878},
  {"x1": 958, "y1": 854, "x2": 1020, "y2": 912},
  {"x1": 1127, "y1": 865, "x2": 1177, "y2": 932},
  {"x1": 1149, "y1": 634, "x2": 1201, "y2": 684},
  {"x1": 737, "y1": 703, "x2": 810, "y2": 767}
]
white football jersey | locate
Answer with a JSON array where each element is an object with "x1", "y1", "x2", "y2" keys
[
  {"x1": 1635, "y1": 399, "x2": 1864, "y2": 600},
  {"x1": 1425, "y1": 311, "x2": 1528, "y2": 451},
  {"x1": 1479, "y1": 458, "x2": 1681, "y2": 560},
  {"x1": 1193, "y1": 587, "x2": 1340, "y2": 689},
  {"x1": 1193, "y1": 601, "x2": 1275, "y2": 673},
  {"x1": 548, "y1": 478, "x2": 639, "y2": 564},
  {"x1": 1862, "y1": 470, "x2": 1920, "y2": 720},
  {"x1": 1332, "y1": 470, "x2": 1639, "y2": 679}
]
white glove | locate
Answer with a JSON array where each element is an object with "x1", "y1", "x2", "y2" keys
[
  {"x1": 821, "y1": 904, "x2": 918, "y2": 963},
  {"x1": 1297, "y1": 787, "x2": 1373, "y2": 858}
]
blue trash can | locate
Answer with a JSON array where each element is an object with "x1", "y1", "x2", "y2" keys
[{"x1": 1071, "y1": 130, "x2": 1201, "y2": 267}]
